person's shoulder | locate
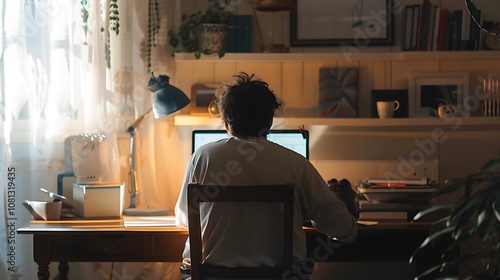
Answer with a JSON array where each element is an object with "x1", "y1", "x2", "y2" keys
[{"x1": 194, "y1": 137, "x2": 232, "y2": 154}]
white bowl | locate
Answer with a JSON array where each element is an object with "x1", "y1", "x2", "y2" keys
[{"x1": 23, "y1": 200, "x2": 62, "y2": 220}]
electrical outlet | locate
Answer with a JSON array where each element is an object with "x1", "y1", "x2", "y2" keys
[{"x1": 407, "y1": 161, "x2": 438, "y2": 182}]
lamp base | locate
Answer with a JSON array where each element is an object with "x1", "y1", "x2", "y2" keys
[{"x1": 123, "y1": 207, "x2": 169, "y2": 216}]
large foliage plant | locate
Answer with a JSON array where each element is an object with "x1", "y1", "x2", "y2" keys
[{"x1": 411, "y1": 158, "x2": 500, "y2": 279}]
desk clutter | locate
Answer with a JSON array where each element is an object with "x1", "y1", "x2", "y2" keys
[{"x1": 356, "y1": 177, "x2": 437, "y2": 221}]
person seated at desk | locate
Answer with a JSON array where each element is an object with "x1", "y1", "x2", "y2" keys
[{"x1": 174, "y1": 72, "x2": 358, "y2": 277}]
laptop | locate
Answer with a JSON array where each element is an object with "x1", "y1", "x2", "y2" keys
[{"x1": 192, "y1": 129, "x2": 309, "y2": 159}]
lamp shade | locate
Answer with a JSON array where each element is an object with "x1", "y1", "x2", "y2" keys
[{"x1": 146, "y1": 73, "x2": 190, "y2": 119}]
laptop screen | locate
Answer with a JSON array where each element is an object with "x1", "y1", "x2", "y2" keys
[{"x1": 192, "y1": 129, "x2": 309, "y2": 159}]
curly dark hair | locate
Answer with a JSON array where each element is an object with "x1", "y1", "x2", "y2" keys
[{"x1": 214, "y1": 72, "x2": 281, "y2": 138}]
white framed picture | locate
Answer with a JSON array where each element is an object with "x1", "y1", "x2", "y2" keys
[{"x1": 408, "y1": 72, "x2": 469, "y2": 117}]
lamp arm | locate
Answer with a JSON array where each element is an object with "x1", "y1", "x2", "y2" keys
[{"x1": 126, "y1": 107, "x2": 153, "y2": 209}]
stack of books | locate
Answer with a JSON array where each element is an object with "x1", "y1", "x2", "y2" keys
[{"x1": 356, "y1": 177, "x2": 436, "y2": 221}]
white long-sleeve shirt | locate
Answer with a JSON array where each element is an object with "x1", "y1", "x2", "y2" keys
[{"x1": 175, "y1": 136, "x2": 357, "y2": 267}]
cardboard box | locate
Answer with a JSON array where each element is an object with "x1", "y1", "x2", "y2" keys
[{"x1": 73, "y1": 183, "x2": 124, "y2": 218}]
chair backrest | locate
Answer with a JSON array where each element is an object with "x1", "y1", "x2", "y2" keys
[{"x1": 187, "y1": 183, "x2": 295, "y2": 280}]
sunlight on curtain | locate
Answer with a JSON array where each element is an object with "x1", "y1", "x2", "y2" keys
[{"x1": 0, "y1": 0, "x2": 183, "y2": 279}]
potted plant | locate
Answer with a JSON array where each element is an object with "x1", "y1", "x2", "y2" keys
[
  {"x1": 410, "y1": 158, "x2": 500, "y2": 279},
  {"x1": 168, "y1": 0, "x2": 239, "y2": 59}
]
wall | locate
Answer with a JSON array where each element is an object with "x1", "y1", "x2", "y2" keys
[{"x1": 162, "y1": 1, "x2": 500, "y2": 279}]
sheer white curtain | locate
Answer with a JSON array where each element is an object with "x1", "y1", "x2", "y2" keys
[{"x1": 0, "y1": 0, "x2": 182, "y2": 279}]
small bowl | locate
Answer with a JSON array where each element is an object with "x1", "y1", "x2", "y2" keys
[{"x1": 23, "y1": 200, "x2": 62, "y2": 220}]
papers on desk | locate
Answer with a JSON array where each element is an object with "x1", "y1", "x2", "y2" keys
[{"x1": 122, "y1": 215, "x2": 177, "y2": 227}]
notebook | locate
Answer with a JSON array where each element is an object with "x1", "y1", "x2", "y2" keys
[{"x1": 192, "y1": 129, "x2": 309, "y2": 159}]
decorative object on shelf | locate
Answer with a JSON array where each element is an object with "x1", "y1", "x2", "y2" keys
[
  {"x1": 408, "y1": 72, "x2": 469, "y2": 118},
  {"x1": 411, "y1": 157, "x2": 500, "y2": 280},
  {"x1": 371, "y1": 89, "x2": 409, "y2": 118},
  {"x1": 124, "y1": 73, "x2": 190, "y2": 216},
  {"x1": 318, "y1": 67, "x2": 359, "y2": 118},
  {"x1": 251, "y1": 0, "x2": 291, "y2": 52},
  {"x1": 291, "y1": 0, "x2": 392, "y2": 46},
  {"x1": 481, "y1": 77, "x2": 499, "y2": 117},
  {"x1": 190, "y1": 83, "x2": 220, "y2": 116},
  {"x1": 168, "y1": 0, "x2": 242, "y2": 59}
]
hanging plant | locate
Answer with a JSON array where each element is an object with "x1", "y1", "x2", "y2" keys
[
  {"x1": 80, "y1": 0, "x2": 89, "y2": 24},
  {"x1": 109, "y1": 0, "x2": 120, "y2": 35},
  {"x1": 146, "y1": 0, "x2": 160, "y2": 73}
]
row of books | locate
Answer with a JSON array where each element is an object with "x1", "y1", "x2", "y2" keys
[
  {"x1": 402, "y1": 0, "x2": 482, "y2": 51},
  {"x1": 225, "y1": 15, "x2": 252, "y2": 53}
]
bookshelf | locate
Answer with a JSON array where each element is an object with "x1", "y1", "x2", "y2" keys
[
  {"x1": 173, "y1": 115, "x2": 500, "y2": 131},
  {"x1": 174, "y1": 51, "x2": 500, "y2": 62}
]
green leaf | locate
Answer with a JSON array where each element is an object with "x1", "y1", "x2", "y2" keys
[
  {"x1": 494, "y1": 195, "x2": 500, "y2": 221},
  {"x1": 465, "y1": 0, "x2": 480, "y2": 25},
  {"x1": 410, "y1": 227, "x2": 455, "y2": 263},
  {"x1": 413, "y1": 204, "x2": 452, "y2": 221}
]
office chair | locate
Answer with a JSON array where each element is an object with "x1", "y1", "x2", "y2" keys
[{"x1": 187, "y1": 183, "x2": 295, "y2": 280}]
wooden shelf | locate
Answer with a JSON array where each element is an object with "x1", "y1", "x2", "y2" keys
[
  {"x1": 174, "y1": 51, "x2": 500, "y2": 62},
  {"x1": 174, "y1": 115, "x2": 500, "y2": 131}
]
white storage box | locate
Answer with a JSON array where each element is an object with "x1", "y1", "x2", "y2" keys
[{"x1": 73, "y1": 183, "x2": 124, "y2": 218}]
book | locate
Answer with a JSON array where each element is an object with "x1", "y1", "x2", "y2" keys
[
  {"x1": 451, "y1": 10, "x2": 463, "y2": 50},
  {"x1": 430, "y1": 4, "x2": 440, "y2": 51},
  {"x1": 417, "y1": 0, "x2": 431, "y2": 51},
  {"x1": 358, "y1": 200, "x2": 428, "y2": 211},
  {"x1": 358, "y1": 211, "x2": 408, "y2": 221},
  {"x1": 437, "y1": 8, "x2": 449, "y2": 51},
  {"x1": 402, "y1": 5, "x2": 414, "y2": 51},
  {"x1": 470, "y1": 10, "x2": 481, "y2": 50},
  {"x1": 364, "y1": 177, "x2": 429, "y2": 186},
  {"x1": 410, "y1": 5, "x2": 420, "y2": 51}
]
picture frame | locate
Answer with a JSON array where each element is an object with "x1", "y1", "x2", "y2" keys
[
  {"x1": 290, "y1": 0, "x2": 393, "y2": 46},
  {"x1": 408, "y1": 72, "x2": 469, "y2": 118},
  {"x1": 190, "y1": 83, "x2": 219, "y2": 115}
]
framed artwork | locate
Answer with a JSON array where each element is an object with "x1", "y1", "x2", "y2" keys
[
  {"x1": 318, "y1": 67, "x2": 359, "y2": 118},
  {"x1": 290, "y1": 0, "x2": 393, "y2": 46},
  {"x1": 371, "y1": 89, "x2": 409, "y2": 118},
  {"x1": 408, "y1": 72, "x2": 469, "y2": 117}
]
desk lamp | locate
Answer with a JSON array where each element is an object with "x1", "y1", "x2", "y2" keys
[{"x1": 123, "y1": 73, "x2": 190, "y2": 216}]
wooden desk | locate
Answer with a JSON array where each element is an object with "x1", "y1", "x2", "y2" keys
[{"x1": 18, "y1": 220, "x2": 435, "y2": 280}]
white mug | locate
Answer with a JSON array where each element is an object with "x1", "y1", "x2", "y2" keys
[{"x1": 377, "y1": 101, "x2": 400, "y2": 119}]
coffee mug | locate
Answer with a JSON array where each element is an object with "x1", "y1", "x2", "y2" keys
[{"x1": 377, "y1": 101, "x2": 400, "y2": 118}]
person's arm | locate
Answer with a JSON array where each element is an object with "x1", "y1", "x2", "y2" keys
[
  {"x1": 174, "y1": 157, "x2": 196, "y2": 229},
  {"x1": 301, "y1": 165, "x2": 358, "y2": 243}
]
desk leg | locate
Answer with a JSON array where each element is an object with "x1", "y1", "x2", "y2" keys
[
  {"x1": 36, "y1": 262, "x2": 50, "y2": 280},
  {"x1": 33, "y1": 235, "x2": 51, "y2": 280},
  {"x1": 58, "y1": 262, "x2": 69, "y2": 280}
]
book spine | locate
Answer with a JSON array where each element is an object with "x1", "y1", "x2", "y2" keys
[
  {"x1": 417, "y1": 0, "x2": 431, "y2": 51},
  {"x1": 437, "y1": 9, "x2": 449, "y2": 51},
  {"x1": 411, "y1": 5, "x2": 420, "y2": 51}
]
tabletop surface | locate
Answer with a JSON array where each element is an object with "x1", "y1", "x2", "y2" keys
[{"x1": 17, "y1": 216, "x2": 432, "y2": 234}]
